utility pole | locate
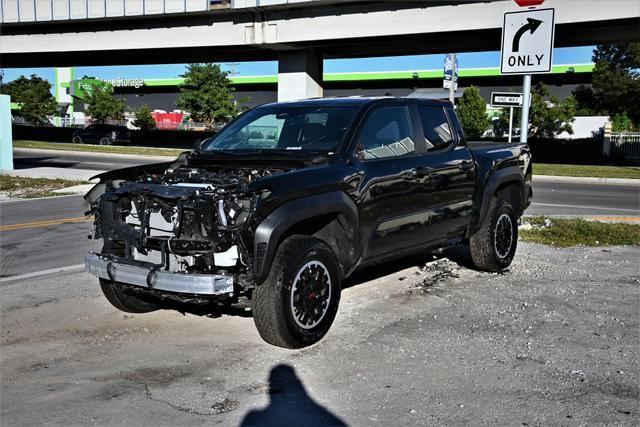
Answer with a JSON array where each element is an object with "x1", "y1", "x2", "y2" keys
[
  {"x1": 226, "y1": 62, "x2": 239, "y2": 77},
  {"x1": 448, "y1": 53, "x2": 457, "y2": 106}
]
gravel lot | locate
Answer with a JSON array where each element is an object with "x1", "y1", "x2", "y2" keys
[{"x1": 1, "y1": 242, "x2": 638, "y2": 426}]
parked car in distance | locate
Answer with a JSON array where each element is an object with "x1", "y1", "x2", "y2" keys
[{"x1": 72, "y1": 124, "x2": 133, "y2": 145}]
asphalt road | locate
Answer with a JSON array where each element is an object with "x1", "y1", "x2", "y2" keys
[
  {"x1": 0, "y1": 195, "x2": 100, "y2": 279},
  {"x1": 527, "y1": 180, "x2": 639, "y2": 217},
  {"x1": 12, "y1": 148, "x2": 165, "y2": 171},
  {"x1": 1, "y1": 243, "x2": 638, "y2": 425}
]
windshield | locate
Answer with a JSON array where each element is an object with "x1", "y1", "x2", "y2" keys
[{"x1": 200, "y1": 105, "x2": 359, "y2": 153}]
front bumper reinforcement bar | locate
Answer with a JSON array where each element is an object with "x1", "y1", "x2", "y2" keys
[{"x1": 84, "y1": 253, "x2": 234, "y2": 296}]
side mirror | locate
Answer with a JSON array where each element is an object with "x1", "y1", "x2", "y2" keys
[{"x1": 194, "y1": 139, "x2": 203, "y2": 150}]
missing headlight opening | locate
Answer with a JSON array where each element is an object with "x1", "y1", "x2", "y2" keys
[{"x1": 88, "y1": 162, "x2": 286, "y2": 301}]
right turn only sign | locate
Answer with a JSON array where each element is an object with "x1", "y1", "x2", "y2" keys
[{"x1": 500, "y1": 8, "x2": 555, "y2": 74}]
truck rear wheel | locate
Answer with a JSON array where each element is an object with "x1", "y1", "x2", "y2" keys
[
  {"x1": 252, "y1": 235, "x2": 341, "y2": 349},
  {"x1": 99, "y1": 278, "x2": 159, "y2": 313},
  {"x1": 469, "y1": 197, "x2": 518, "y2": 272}
]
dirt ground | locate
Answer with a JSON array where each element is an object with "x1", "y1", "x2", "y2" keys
[{"x1": 1, "y1": 242, "x2": 638, "y2": 426}]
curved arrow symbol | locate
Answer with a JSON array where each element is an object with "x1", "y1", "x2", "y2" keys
[{"x1": 512, "y1": 18, "x2": 543, "y2": 52}]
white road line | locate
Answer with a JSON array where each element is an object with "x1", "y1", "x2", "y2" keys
[
  {"x1": 0, "y1": 264, "x2": 85, "y2": 284},
  {"x1": 0, "y1": 193, "x2": 83, "y2": 204},
  {"x1": 85, "y1": 162, "x2": 119, "y2": 167},
  {"x1": 531, "y1": 202, "x2": 640, "y2": 213}
]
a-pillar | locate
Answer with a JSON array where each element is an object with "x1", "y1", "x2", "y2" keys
[{"x1": 277, "y1": 50, "x2": 323, "y2": 102}]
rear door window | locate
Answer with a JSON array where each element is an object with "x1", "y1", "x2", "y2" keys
[
  {"x1": 416, "y1": 106, "x2": 454, "y2": 152},
  {"x1": 446, "y1": 108, "x2": 467, "y2": 145}
]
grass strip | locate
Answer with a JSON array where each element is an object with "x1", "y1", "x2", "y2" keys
[
  {"x1": 0, "y1": 175, "x2": 87, "y2": 199},
  {"x1": 520, "y1": 216, "x2": 640, "y2": 247},
  {"x1": 13, "y1": 140, "x2": 183, "y2": 157},
  {"x1": 534, "y1": 163, "x2": 640, "y2": 179}
]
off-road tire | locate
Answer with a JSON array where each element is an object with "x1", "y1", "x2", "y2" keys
[
  {"x1": 99, "y1": 137, "x2": 112, "y2": 146},
  {"x1": 99, "y1": 278, "x2": 159, "y2": 313},
  {"x1": 469, "y1": 197, "x2": 518, "y2": 272},
  {"x1": 72, "y1": 135, "x2": 82, "y2": 144},
  {"x1": 252, "y1": 235, "x2": 341, "y2": 349}
]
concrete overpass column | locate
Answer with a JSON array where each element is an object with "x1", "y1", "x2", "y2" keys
[
  {"x1": 277, "y1": 51, "x2": 323, "y2": 102},
  {"x1": 0, "y1": 95, "x2": 14, "y2": 171}
]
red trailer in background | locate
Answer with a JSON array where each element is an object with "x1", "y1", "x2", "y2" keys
[{"x1": 151, "y1": 111, "x2": 186, "y2": 130}]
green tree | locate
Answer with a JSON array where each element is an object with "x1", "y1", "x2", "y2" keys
[
  {"x1": 1, "y1": 74, "x2": 57, "y2": 125},
  {"x1": 494, "y1": 108, "x2": 515, "y2": 138},
  {"x1": 177, "y1": 63, "x2": 239, "y2": 128},
  {"x1": 528, "y1": 83, "x2": 576, "y2": 138},
  {"x1": 132, "y1": 105, "x2": 156, "y2": 131},
  {"x1": 610, "y1": 113, "x2": 635, "y2": 131},
  {"x1": 457, "y1": 86, "x2": 491, "y2": 138},
  {"x1": 85, "y1": 85, "x2": 125, "y2": 123},
  {"x1": 573, "y1": 43, "x2": 640, "y2": 126}
]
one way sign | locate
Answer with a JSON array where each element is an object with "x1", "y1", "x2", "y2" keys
[{"x1": 500, "y1": 8, "x2": 555, "y2": 74}]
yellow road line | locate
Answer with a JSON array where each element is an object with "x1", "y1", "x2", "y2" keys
[{"x1": 0, "y1": 216, "x2": 94, "y2": 232}]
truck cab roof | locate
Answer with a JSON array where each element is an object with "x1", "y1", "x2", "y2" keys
[{"x1": 261, "y1": 96, "x2": 452, "y2": 109}]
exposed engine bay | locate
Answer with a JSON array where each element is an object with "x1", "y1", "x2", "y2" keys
[{"x1": 86, "y1": 161, "x2": 287, "y2": 301}]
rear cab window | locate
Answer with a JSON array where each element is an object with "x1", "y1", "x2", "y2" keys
[
  {"x1": 446, "y1": 107, "x2": 467, "y2": 145},
  {"x1": 416, "y1": 105, "x2": 455, "y2": 152}
]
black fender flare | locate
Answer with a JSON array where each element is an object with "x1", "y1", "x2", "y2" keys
[
  {"x1": 472, "y1": 166, "x2": 524, "y2": 235},
  {"x1": 253, "y1": 191, "x2": 359, "y2": 283}
]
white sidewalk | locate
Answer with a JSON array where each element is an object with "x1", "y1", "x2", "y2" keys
[{"x1": 2, "y1": 167, "x2": 104, "y2": 181}]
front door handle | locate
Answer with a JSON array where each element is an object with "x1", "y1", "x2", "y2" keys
[{"x1": 458, "y1": 161, "x2": 474, "y2": 172}]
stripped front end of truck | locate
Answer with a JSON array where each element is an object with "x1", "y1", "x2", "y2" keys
[{"x1": 84, "y1": 152, "x2": 286, "y2": 305}]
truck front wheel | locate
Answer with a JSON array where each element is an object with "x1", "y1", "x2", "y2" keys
[
  {"x1": 469, "y1": 197, "x2": 518, "y2": 272},
  {"x1": 252, "y1": 235, "x2": 341, "y2": 349}
]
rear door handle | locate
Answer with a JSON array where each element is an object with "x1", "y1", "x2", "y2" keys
[
  {"x1": 458, "y1": 161, "x2": 474, "y2": 171},
  {"x1": 402, "y1": 167, "x2": 431, "y2": 179}
]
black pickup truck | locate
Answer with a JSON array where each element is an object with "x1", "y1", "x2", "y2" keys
[{"x1": 84, "y1": 97, "x2": 532, "y2": 349}]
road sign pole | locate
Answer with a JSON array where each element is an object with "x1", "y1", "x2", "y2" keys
[
  {"x1": 448, "y1": 53, "x2": 457, "y2": 105},
  {"x1": 508, "y1": 106, "x2": 514, "y2": 143},
  {"x1": 520, "y1": 74, "x2": 531, "y2": 143}
]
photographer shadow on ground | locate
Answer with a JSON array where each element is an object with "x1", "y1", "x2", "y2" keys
[{"x1": 241, "y1": 364, "x2": 346, "y2": 427}]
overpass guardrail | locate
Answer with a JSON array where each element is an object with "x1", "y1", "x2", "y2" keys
[{"x1": 1, "y1": 0, "x2": 210, "y2": 23}]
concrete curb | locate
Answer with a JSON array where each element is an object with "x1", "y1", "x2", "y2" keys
[
  {"x1": 52, "y1": 184, "x2": 95, "y2": 194},
  {"x1": 533, "y1": 174, "x2": 640, "y2": 185},
  {"x1": 13, "y1": 147, "x2": 179, "y2": 162},
  {"x1": 522, "y1": 214, "x2": 640, "y2": 223}
]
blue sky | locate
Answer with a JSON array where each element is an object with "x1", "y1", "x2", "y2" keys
[{"x1": 3, "y1": 46, "x2": 595, "y2": 83}]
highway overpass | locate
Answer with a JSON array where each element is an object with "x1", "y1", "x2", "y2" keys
[{"x1": 1, "y1": 0, "x2": 638, "y2": 100}]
